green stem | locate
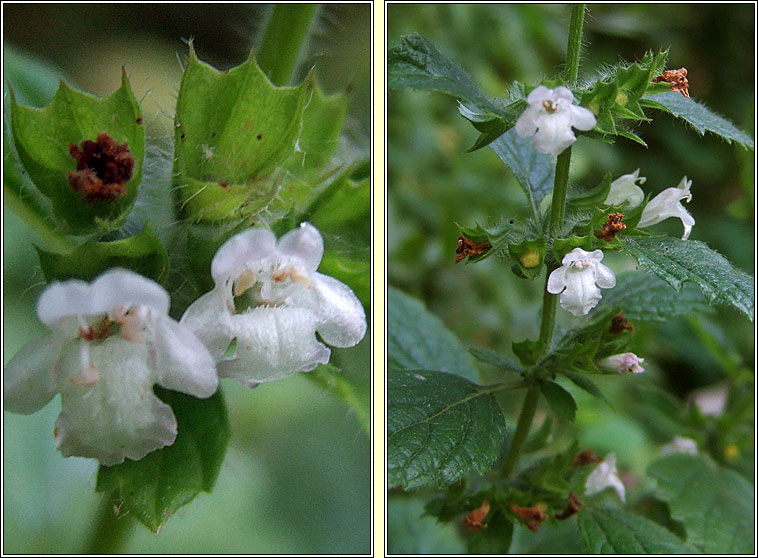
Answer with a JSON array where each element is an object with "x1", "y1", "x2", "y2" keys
[
  {"x1": 502, "y1": 4, "x2": 586, "y2": 480},
  {"x1": 82, "y1": 497, "x2": 133, "y2": 554},
  {"x1": 257, "y1": 4, "x2": 319, "y2": 85},
  {"x1": 501, "y1": 385, "x2": 540, "y2": 478}
]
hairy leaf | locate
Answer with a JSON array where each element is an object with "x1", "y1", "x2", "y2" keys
[
  {"x1": 388, "y1": 286, "x2": 479, "y2": 381},
  {"x1": 388, "y1": 368, "x2": 507, "y2": 490},
  {"x1": 596, "y1": 271, "x2": 712, "y2": 321},
  {"x1": 621, "y1": 237, "x2": 754, "y2": 320},
  {"x1": 578, "y1": 506, "x2": 699, "y2": 554},
  {"x1": 642, "y1": 92, "x2": 754, "y2": 149},
  {"x1": 489, "y1": 128, "x2": 556, "y2": 218},
  {"x1": 648, "y1": 454, "x2": 754, "y2": 554},
  {"x1": 540, "y1": 381, "x2": 577, "y2": 422},
  {"x1": 96, "y1": 387, "x2": 230, "y2": 533},
  {"x1": 469, "y1": 347, "x2": 523, "y2": 374}
]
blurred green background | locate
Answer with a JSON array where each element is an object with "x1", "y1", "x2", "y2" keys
[
  {"x1": 3, "y1": 3, "x2": 370, "y2": 554},
  {"x1": 388, "y1": 4, "x2": 753, "y2": 554}
]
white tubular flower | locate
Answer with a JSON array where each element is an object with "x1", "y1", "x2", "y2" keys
[
  {"x1": 660, "y1": 436, "x2": 698, "y2": 456},
  {"x1": 637, "y1": 177, "x2": 695, "y2": 240},
  {"x1": 547, "y1": 248, "x2": 616, "y2": 316},
  {"x1": 585, "y1": 453, "x2": 626, "y2": 503},
  {"x1": 3, "y1": 269, "x2": 218, "y2": 466},
  {"x1": 604, "y1": 169, "x2": 646, "y2": 209},
  {"x1": 598, "y1": 352, "x2": 645, "y2": 375},
  {"x1": 180, "y1": 222, "x2": 367, "y2": 387},
  {"x1": 515, "y1": 85, "x2": 597, "y2": 156}
]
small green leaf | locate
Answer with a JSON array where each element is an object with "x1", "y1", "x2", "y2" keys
[
  {"x1": 388, "y1": 34, "x2": 505, "y2": 118},
  {"x1": 306, "y1": 364, "x2": 369, "y2": 435},
  {"x1": 455, "y1": 221, "x2": 513, "y2": 263},
  {"x1": 468, "y1": 347, "x2": 523, "y2": 374},
  {"x1": 388, "y1": 368, "x2": 507, "y2": 490},
  {"x1": 35, "y1": 224, "x2": 168, "y2": 284},
  {"x1": 578, "y1": 506, "x2": 699, "y2": 554},
  {"x1": 540, "y1": 381, "x2": 577, "y2": 422},
  {"x1": 172, "y1": 43, "x2": 312, "y2": 222},
  {"x1": 642, "y1": 92, "x2": 754, "y2": 149},
  {"x1": 306, "y1": 171, "x2": 370, "y2": 239},
  {"x1": 560, "y1": 370, "x2": 614, "y2": 410},
  {"x1": 489, "y1": 128, "x2": 556, "y2": 219},
  {"x1": 621, "y1": 237, "x2": 754, "y2": 320},
  {"x1": 10, "y1": 71, "x2": 145, "y2": 234},
  {"x1": 95, "y1": 387, "x2": 230, "y2": 533},
  {"x1": 647, "y1": 454, "x2": 754, "y2": 554},
  {"x1": 388, "y1": 286, "x2": 479, "y2": 381},
  {"x1": 596, "y1": 271, "x2": 712, "y2": 321},
  {"x1": 512, "y1": 338, "x2": 545, "y2": 367},
  {"x1": 567, "y1": 172, "x2": 613, "y2": 211}
]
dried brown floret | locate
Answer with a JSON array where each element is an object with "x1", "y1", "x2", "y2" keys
[
  {"x1": 509, "y1": 502, "x2": 548, "y2": 532},
  {"x1": 609, "y1": 313, "x2": 634, "y2": 334},
  {"x1": 573, "y1": 448, "x2": 602, "y2": 467},
  {"x1": 68, "y1": 133, "x2": 134, "y2": 201},
  {"x1": 652, "y1": 68, "x2": 690, "y2": 98},
  {"x1": 462, "y1": 499, "x2": 491, "y2": 532},
  {"x1": 594, "y1": 213, "x2": 626, "y2": 242},
  {"x1": 455, "y1": 236, "x2": 492, "y2": 264},
  {"x1": 555, "y1": 492, "x2": 583, "y2": 520}
]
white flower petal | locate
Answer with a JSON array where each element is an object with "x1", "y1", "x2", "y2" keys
[
  {"x1": 55, "y1": 338, "x2": 176, "y2": 466},
  {"x1": 277, "y1": 222, "x2": 324, "y2": 272},
  {"x1": 546, "y1": 266, "x2": 568, "y2": 294},
  {"x1": 593, "y1": 262, "x2": 617, "y2": 289},
  {"x1": 3, "y1": 327, "x2": 71, "y2": 414},
  {"x1": 309, "y1": 273, "x2": 367, "y2": 347},
  {"x1": 515, "y1": 108, "x2": 538, "y2": 137},
  {"x1": 569, "y1": 104, "x2": 597, "y2": 131},
  {"x1": 152, "y1": 316, "x2": 218, "y2": 398},
  {"x1": 605, "y1": 169, "x2": 646, "y2": 208},
  {"x1": 526, "y1": 85, "x2": 552, "y2": 103},
  {"x1": 585, "y1": 453, "x2": 626, "y2": 503},
  {"x1": 220, "y1": 306, "x2": 331, "y2": 383},
  {"x1": 180, "y1": 289, "x2": 236, "y2": 359},
  {"x1": 561, "y1": 268, "x2": 603, "y2": 316},
  {"x1": 638, "y1": 177, "x2": 694, "y2": 239},
  {"x1": 531, "y1": 112, "x2": 576, "y2": 156},
  {"x1": 211, "y1": 228, "x2": 277, "y2": 286}
]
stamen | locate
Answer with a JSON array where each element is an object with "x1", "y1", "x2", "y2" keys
[
  {"x1": 233, "y1": 269, "x2": 257, "y2": 297},
  {"x1": 272, "y1": 267, "x2": 312, "y2": 289},
  {"x1": 72, "y1": 343, "x2": 99, "y2": 386}
]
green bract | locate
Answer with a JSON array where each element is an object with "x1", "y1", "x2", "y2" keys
[
  {"x1": 172, "y1": 43, "x2": 313, "y2": 222},
  {"x1": 10, "y1": 70, "x2": 145, "y2": 234}
]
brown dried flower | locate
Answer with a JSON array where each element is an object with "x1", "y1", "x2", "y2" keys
[
  {"x1": 509, "y1": 501, "x2": 548, "y2": 532},
  {"x1": 462, "y1": 499, "x2": 491, "y2": 532},
  {"x1": 455, "y1": 236, "x2": 492, "y2": 264},
  {"x1": 555, "y1": 492, "x2": 584, "y2": 520},
  {"x1": 572, "y1": 448, "x2": 602, "y2": 467},
  {"x1": 68, "y1": 133, "x2": 134, "y2": 201},
  {"x1": 594, "y1": 213, "x2": 626, "y2": 242},
  {"x1": 609, "y1": 313, "x2": 634, "y2": 335},
  {"x1": 652, "y1": 68, "x2": 690, "y2": 98}
]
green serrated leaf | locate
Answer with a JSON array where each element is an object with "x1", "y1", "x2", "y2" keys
[
  {"x1": 578, "y1": 506, "x2": 699, "y2": 554},
  {"x1": 468, "y1": 347, "x2": 523, "y2": 374},
  {"x1": 489, "y1": 128, "x2": 556, "y2": 219},
  {"x1": 642, "y1": 92, "x2": 754, "y2": 149},
  {"x1": 388, "y1": 368, "x2": 507, "y2": 490},
  {"x1": 10, "y1": 71, "x2": 145, "y2": 234},
  {"x1": 388, "y1": 34, "x2": 505, "y2": 118},
  {"x1": 647, "y1": 454, "x2": 754, "y2": 554},
  {"x1": 540, "y1": 381, "x2": 577, "y2": 422},
  {"x1": 35, "y1": 224, "x2": 168, "y2": 284},
  {"x1": 172, "y1": 43, "x2": 312, "y2": 222},
  {"x1": 95, "y1": 387, "x2": 230, "y2": 533},
  {"x1": 388, "y1": 286, "x2": 479, "y2": 382},
  {"x1": 596, "y1": 271, "x2": 712, "y2": 321},
  {"x1": 306, "y1": 363, "x2": 369, "y2": 434},
  {"x1": 621, "y1": 237, "x2": 754, "y2": 320}
]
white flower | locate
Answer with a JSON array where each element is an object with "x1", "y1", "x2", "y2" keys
[
  {"x1": 604, "y1": 169, "x2": 646, "y2": 209},
  {"x1": 585, "y1": 453, "x2": 626, "y2": 503},
  {"x1": 637, "y1": 176, "x2": 694, "y2": 240},
  {"x1": 515, "y1": 85, "x2": 597, "y2": 156},
  {"x1": 180, "y1": 222, "x2": 367, "y2": 387},
  {"x1": 660, "y1": 436, "x2": 698, "y2": 456},
  {"x1": 598, "y1": 352, "x2": 645, "y2": 374},
  {"x1": 3, "y1": 269, "x2": 218, "y2": 466},
  {"x1": 547, "y1": 248, "x2": 616, "y2": 316}
]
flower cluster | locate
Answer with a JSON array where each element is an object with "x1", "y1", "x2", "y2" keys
[
  {"x1": 3, "y1": 224, "x2": 367, "y2": 465},
  {"x1": 547, "y1": 248, "x2": 616, "y2": 316}
]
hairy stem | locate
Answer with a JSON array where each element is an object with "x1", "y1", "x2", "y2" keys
[
  {"x1": 257, "y1": 4, "x2": 319, "y2": 85},
  {"x1": 82, "y1": 497, "x2": 133, "y2": 554},
  {"x1": 504, "y1": 4, "x2": 586, "y2": 479},
  {"x1": 501, "y1": 385, "x2": 540, "y2": 478}
]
